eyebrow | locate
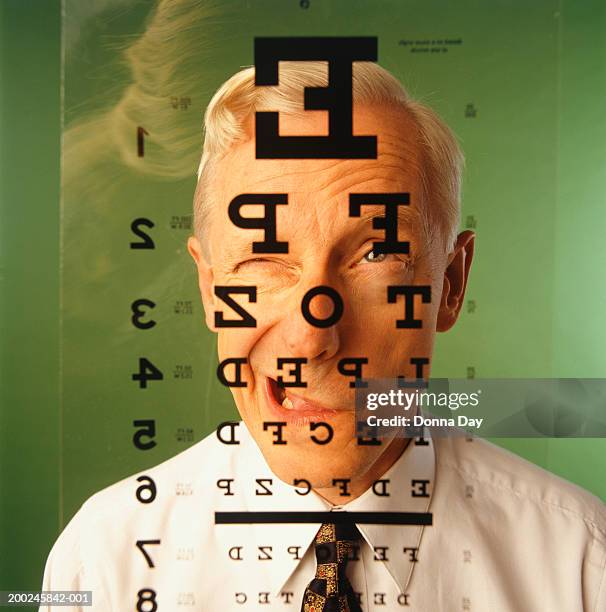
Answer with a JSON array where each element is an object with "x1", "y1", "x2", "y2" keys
[{"x1": 355, "y1": 201, "x2": 423, "y2": 227}]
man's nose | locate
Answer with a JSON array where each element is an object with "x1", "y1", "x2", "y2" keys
[{"x1": 282, "y1": 289, "x2": 340, "y2": 363}]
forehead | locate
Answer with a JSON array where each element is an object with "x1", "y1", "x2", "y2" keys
[{"x1": 215, "y1": 103, "x2": 424, "y2": 199}]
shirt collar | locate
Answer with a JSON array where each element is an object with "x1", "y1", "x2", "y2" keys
[
  {"x1": 232, "y1": 422, "x2": 435, "y2": 597},
  {"x1": 343, "y1": 428, "x2": 435, "y2": 594}
]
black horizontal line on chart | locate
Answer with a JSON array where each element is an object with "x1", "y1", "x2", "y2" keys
[{"x1": 214, "y1": 511, "x2": 433, "y2": 525}]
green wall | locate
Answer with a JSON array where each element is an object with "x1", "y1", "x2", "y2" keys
[
  {"x1": 1, "y1": 1, "x2": 604, "y2": 606},
  {"x1": 0, "y1": 0, "x2": 61, "y2": 601}
]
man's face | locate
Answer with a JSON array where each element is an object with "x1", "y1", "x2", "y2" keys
[{"x1": 188, "y1": 104, "x2": 472, "y2": 495}]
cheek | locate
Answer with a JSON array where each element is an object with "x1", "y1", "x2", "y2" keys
[
  {"x1": 342, "y1": 281, "x2": 439, "y2": 376},
  {"x1": 216, "y1": 310, "x2": 285, "y2": 392},
  {"x1": 212, "y1": 279, "x2": 285, "y2": 362},
  {"x1": 217, "y1": 329, "x2": 263, "y2": 422},
  {"x1": 217, "y1": 328, "x2": 264, "y2": 391},
  {"x1": 214, "y1": 280, "x2": 303, "y2": 379},
  {"x1": 217, "y1": 329, "x2": 258, "y2": 361}
]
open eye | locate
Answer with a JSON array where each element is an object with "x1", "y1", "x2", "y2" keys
[{"x1": 360, "y1": 248, "x2": 387, "y2": 264}]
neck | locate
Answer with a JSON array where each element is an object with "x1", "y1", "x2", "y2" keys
[{"x1": 313, "y1": 435, "x2": 411, "y2": 505}]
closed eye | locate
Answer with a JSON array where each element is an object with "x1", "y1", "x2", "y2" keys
[
  {"x1": 234, "y1": 257, "x2": 278, "y2": 272},
  {"x1": 233, "y1": 257, "x2": 299, "y2": 280}
]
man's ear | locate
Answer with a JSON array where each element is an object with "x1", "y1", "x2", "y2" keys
[
  {"x1": 436, "y1": 230, "x2": 475, "y2": 332},
  {"x1": 187, "y1": 235, "x2": 217, "y2": 332}
]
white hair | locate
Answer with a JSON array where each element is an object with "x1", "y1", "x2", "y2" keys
[{"x1": 194, "y1": 61, "x2": 464, "y2": 256}]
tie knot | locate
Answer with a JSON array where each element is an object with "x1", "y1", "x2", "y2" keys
[{"x1": 314, "y1": 522, "x2": 361, "y2": 566}]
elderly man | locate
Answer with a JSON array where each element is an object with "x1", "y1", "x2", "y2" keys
[{"x1": 41, "y1": 55, "x2": 605, "y2": 612}]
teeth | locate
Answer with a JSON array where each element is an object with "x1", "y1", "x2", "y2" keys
[{"x1": 281, "y1": 396, "x2": 295, "y2": 410}]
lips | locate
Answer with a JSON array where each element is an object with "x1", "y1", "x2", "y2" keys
[{"x1": 264, "y1": 376, "x2": 340, "y2": 423}]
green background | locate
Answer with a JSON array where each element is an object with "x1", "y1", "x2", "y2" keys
[{"x1": 1, "y1": 0, "x2": 605, "y2": 606}]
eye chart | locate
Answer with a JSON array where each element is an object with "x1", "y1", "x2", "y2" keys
[
  {"x1": 61, "y1": 0, "x2": 581, "y2": 515},
  {"x1": 54, "y1": 1, "x2": 606, "y2": 609}
]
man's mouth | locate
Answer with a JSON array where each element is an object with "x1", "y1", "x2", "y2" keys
[{"x1": 264, "y1": 376, "x2": 340, "y2": 421}]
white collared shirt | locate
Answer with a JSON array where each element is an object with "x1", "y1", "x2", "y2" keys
[{"x1": 40, "y1": 423, "x2": 606, "y2": 611}]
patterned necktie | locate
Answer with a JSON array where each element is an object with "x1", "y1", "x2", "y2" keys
[{"x1": 301, "y1": 522, "x2": 363, "y2": 612}]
